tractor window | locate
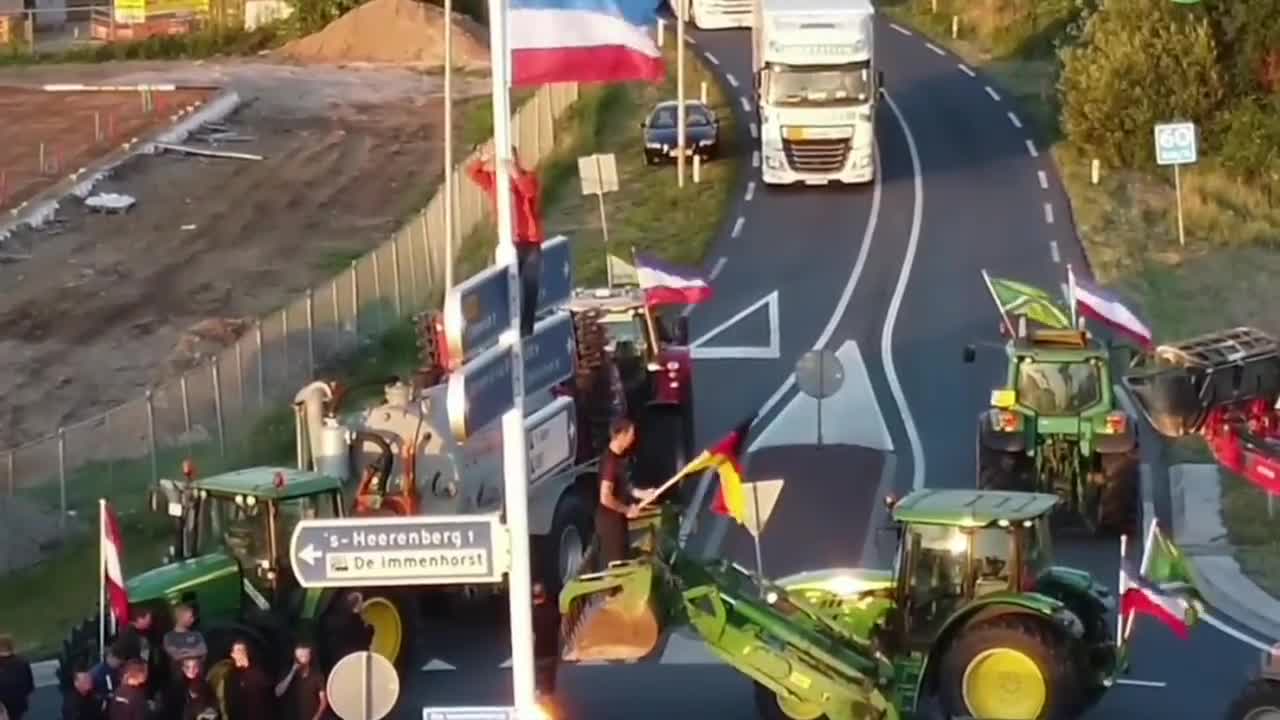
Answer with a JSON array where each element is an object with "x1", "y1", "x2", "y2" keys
[
  {"x1": 969, "y1": 528, "x2": 1014, "y2": 597},
  {"x1": 207, "y1": 495, "x2": 272, "y2": 572},
  {"x1": 906, "y1": 525, "x2": 969, "y2": 628},
  {"x1": 601, "y1": 312, "x2": 652, "y2": 357},
  {"x1": 1015, "y1": 360, "x2": 1102, "y2": 415},
  {"x1": 1022, "y1": 518, "x2": 1053, "y2": 584}
]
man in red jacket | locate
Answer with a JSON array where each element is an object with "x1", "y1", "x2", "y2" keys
[{"x1": 467, "y1": 145, "x2": 544, "y2": 336}]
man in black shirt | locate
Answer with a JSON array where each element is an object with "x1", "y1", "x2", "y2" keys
[
  {"x1": 63, "y1": 670, "x2": 105, "y2": 720},
  {"x1": 225, "y1": 641, "x2": 271, "y2": 720},
  {"x1": 595, "y1": 418, "x2": 657, "y2": 566},
  {"x1": 177, "y1": 659, "x2": 217, "y2": 720},
  {"x1": 274, "y1": 643, "x2": 326, "y2": 720},
  {"x1": 0, "y1": 634, "x2": 34, "y2": 720}
]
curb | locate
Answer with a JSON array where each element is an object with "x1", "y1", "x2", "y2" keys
[{"x1": 1170, "y1": 463, "x2": 1280, "y2": 641}]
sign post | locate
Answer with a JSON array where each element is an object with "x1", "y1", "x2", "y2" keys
[
  {"x1": 1153, "y1": 121, "x2": 1199, "y2": 247},
  {"x1": 576, "y1": 154, "x2": 620, "y2": 287}
]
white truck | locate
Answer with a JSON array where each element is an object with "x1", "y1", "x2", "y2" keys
[
  {"x1": 671, "y1": 0, "x2": 754, "y2": 30},
  {"x1": 752, "y1": 0, "x2": 880, "y2": 186}
]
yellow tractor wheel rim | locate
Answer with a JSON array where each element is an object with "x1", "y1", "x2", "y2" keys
[
  {"x1": 361, "y1": 596, "x2": 404, "y2": 664},
  {"x1": 775, "y1": 694, "x2": 825, "y2": 720},
  {"x1": 206, "y1": 659, "x2": 233, "y2": 719},
  {"x1": 961, "y1": 648, "x2": 1047, "y2": 719}
]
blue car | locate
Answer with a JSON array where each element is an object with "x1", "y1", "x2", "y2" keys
[{"x1": 641, "y1": 100, "x2": 720, "y2": 165}]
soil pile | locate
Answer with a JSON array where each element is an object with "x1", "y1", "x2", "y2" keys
[
  {"x1": 167, "y1": 317, "x2": 253, "y2": 372},
  {"x1": 278, "y1": 0, "x2": 490, "y2": 68}
]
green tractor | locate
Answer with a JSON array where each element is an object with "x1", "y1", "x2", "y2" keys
[
  {"x1": 559, "y1": 488, "x2": 1127, "y2": 720},
  {"x1": 56, "y1": 467, "x2": 416, "y2": 696},
  {"x1": 964, "y1": 326, "x2": 1140, "y2": 536}
]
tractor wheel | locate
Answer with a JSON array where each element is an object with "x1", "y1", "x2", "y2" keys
[
  {"x1": 1097, "y1": 450, "x2": 1139, "y2": 536},
  {"x1": 534, "y1": 491, "x2": 593, "y2": 597},
  {"x1": 57, "y1": 614, "x2": 109, "y2": 690},
  {"x1": 938, "y1": 615, "x2": 1077, "y2": 720},
  {"x1": 753, "y1": 681, "x2": 828, "y2": 720},
  {"x1": 977, "y1": 442, "x2": 1032, "y2": 492},
  {"x1": 1225, "y1": 678, "x2": 1280, "y2": 720},
  {"x1": 357, "y1": 590, "x2": 420, "y2": 672}
]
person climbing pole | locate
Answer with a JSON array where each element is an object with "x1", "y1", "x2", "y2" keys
[{"x1": 467, "y1": 144, "x2": 544, "y2": 337}]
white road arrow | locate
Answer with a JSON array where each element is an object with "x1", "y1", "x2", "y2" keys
[
  {"x1": 298, "y1": 544, "x2": 322, "y2": 566},
  {"x1": 421, "y1": 659, "x2": 457, "y2": 672},
  {"x1": 689, "y1": 291, "x2": 780, "y2": 360}
]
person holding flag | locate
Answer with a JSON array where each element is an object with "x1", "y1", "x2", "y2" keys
[
  {"x1": 595, "y1": 417, "x2": 659, "y2": 566},
  {"x1": 634, "y1": 415, "x2": 755, "y2": 526}
]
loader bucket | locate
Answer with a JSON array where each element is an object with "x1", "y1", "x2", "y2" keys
[{"x1": 559, "y1": 560, "x2": 664, "y2": 663}]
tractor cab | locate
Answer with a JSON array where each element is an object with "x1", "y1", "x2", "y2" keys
[
  {"x1": 1004, "y1": 329, "x2": 1111, "y2": 420},
  {"x1": 568, "y1": 286, "x2": 691, "y2": 407}
]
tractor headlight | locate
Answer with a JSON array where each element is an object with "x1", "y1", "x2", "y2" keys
[{"x1": 1052, "y1": 608, "x2": 1085, "y2": 639}]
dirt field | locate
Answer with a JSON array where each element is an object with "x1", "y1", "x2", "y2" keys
[
  {"x1": 0, "y1": 87, "x2": 216, "y2": 212},
  {"x1": 0, "y1": 60, "x2": 490, "y2": 448}
]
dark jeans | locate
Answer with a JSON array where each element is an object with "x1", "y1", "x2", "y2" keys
[
  {"x1": 594, "y1": 506, "x2": 628, "y2": 568},
  {"x1": 517, "y1": 242, "x2": 541, "y2": 337}
]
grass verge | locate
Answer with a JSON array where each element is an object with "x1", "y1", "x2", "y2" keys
[{"x1": 1220, "y1": 472, "x2": 1280, "y2": 599}]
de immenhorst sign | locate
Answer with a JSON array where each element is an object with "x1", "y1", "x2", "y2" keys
[{"x1": 289, "y1": 515, "x2": 510, "y2": 588}]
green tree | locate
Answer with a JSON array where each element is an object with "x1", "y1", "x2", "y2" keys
[
  {"x1": 1202, "y1": 0, "x2": 1280, "y2": 96},
  {"x1": 1058, "y1": 0, "x2": 1226, "y2": 167},
  {"x1": 1218, "y1": 96, "x2": 1280, "y2": 206}
]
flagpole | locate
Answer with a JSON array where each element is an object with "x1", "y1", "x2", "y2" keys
[
  {"x1": 635, "y1": 453, "x2": 709, "y2": 511},
  {"x1": 443, "y1": 0, "x2": 455, "y2": 292},
  {"x1": 981, "y1": 269, "x2": 1016, "y2": 338},
  {"x1": 1117, "y1": 533, "x2": 1127, "y2": 643},
  {"x1": 99, "y1": 498, "x2": 107, "y2": 662},
  {"x1": 750, "y1": 480, "x2": 765, "y2": 580},
  {"x1": 1067, "y1": 264, "x2": 1079, "y2": 329},
  {"x1": 676, "y1": 0, "x2": 686, "y2": 189}
]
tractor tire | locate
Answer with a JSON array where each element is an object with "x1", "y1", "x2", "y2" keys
[
  {"x1": 534, "y1": 491, "x2": 593, "y2": 598},
  {"x1": 753, "y1": 681, "x2": 829, "y2": 720},
  {"x1": 1097, "y1": 450, "x2": 1139, "y2": 537},
  {"x1": 1225, "y1": 678, "x2": 1280, "y2": 720},
  {"x1": 356, "y1": 589, "x2": 420, "y2": 673},
  {"x1": 977, "y1": 442, "x2": 1032, "y2": 492},
  {"x1": 938, "y1": 614, "x2": 1078, "y2": 720},
  {"x1": 57, "y1": 614, "x2": 110, "y2": 690}
]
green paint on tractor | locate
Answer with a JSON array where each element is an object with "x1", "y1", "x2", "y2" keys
[{"x1": 559, "y1": 488, "x2": 1128, "y2": 720}]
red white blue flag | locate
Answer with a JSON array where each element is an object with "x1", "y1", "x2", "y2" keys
[
  {"x1": 636, "y1": 252, "x2": 713, "y2": 306},
  {"x1": 1069, "y1": 267, "x2": 1154, "y2": 348},
  {"x1": 510, "y1": 0, "x2": 666, "y2": 87},
  {"x1": 102, "y1": 501, "x2": 130, "y2": 625}
]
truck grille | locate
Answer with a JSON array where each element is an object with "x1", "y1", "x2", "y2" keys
[
  {"x1": 783, "y1": 139, "x2": 851, "y2": 174},
  {"x1": 699, "y1": 0, "x2": 753, "y2": 16}
]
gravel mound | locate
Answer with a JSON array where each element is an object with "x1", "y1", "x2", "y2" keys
[{"x1": 278, "y1": 0, "x2": 490, "y2": 68}]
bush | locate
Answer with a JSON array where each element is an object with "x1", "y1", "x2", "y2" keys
[
  {"x1": 1217, "y1": 96, "x2": 1280, "y2": 204},
  {"x1": 1203, "y1": 0, "x2": 1280, "y2": 96},
  {"x1": 1058, "y1": 0, "x2": 1226, "y2": 168}
]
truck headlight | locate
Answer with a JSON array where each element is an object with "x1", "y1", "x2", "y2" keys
[
  {"x1": 698, "y1": 139, "x2": 713, "y2": 147},
  {"x1": 765, "y1": 154, "x2": 783, "y2": 170},
  {"x1": 645, "y1": 142, "x2": 663, "y2": 149}
]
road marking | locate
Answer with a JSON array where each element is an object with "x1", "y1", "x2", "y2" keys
[
  {"x1": 958, "y1": 63, "x2": 975, "y2": 77},
  {"x1": 709, "y1": 256, "x2": 727, "y2": 280},
  {"x1": 687, "y1": 36, "x2": 697, "y2": 45},
  {"x1": 880, "y1": 91, "x2": 927, "y2": 492},
  {"x1": 499, "y1": 658, "x2": 513, "y2": 668},
  {"x1": 1044, "y1": 202, "x2": 1055, "y2": 224},
  {"x1": 985, "y1": 86, "x2": 1001, "y2": 101},
  {"x1": 689, "y1": 290, "x2": 781, "y2": 360},
  {"x1": 1025, "y1": 139, "x2": 1039, "y2": 157},
  {"x1": 1050, "y1": 240, "x2": 1061, "y2": 263},
  {"x1": 731, "y1": 216, "x2": 745, "y2": 238},
  {"x1": 421, "y1": 659, "x2": 456, "y2": 671},
  {"x1": 752, "y1": 150, "x2": 760, "y2": 168},
  {"x1": 1007, "y1": 112, "x2": 1022, "y2": 128},
  {"x1": 745, "y1": 180, "x2": 756, "y2": 201},
  {"x1": 725, "y1": 73, "x2": 739, "y2": 88},
  {"x1": 704, "y1": 51, "x2": 720, "y2": 65},
  {"x1": 739, "y1": 96, "x2": 751, "y2": 112},
  {"x1": 1038, "y1": 170, "x2": 1049, "y2": 189},
  {"x1": 925, "y1": 42, "x2": 944, "y2": 55},
  {"x1": 749, "y1": 122, "x2": 758, "y2": 139},
  {"x1": 890, "y1": 22, "x2": 912, "y2": 35},
  {"x1": 1115, "y1": 679, "x2": 1168, "y2": 688},
  {"x1": 859, "y1": 453, "x2": 899, "y2": 569},
  {"x1": 33, "y1": 660, "x2": 58, "y2": 688}
]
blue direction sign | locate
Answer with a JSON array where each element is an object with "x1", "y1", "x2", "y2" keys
[
  {"x1": 444, "y1": 263, "x2": 513, "y2": 362},
  {"x1": 523, "y1": 312, "x2": 576, "y2": 396},
  {"x1": 536, "y1": 235, "x2": 573, "y2": 316},
  {"x1": 447, "y1": 343, "x2": 515, "y2": 440},
  {"x1": 289, "y1": 515, "x2": 507, "y2": 588},
  {"x1": 1154, "y1": 122, "x2": 1198, "y2": 166}
]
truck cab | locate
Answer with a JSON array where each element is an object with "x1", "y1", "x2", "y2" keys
[{"x1": 753, "y1": 0, "x2": 879, "y2": 186}]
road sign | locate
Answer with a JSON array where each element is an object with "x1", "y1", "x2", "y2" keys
[
  {"x1": 328, "y1": 652, "x2": 400, "y2": 720},
  {"x1": 423, "y1": 708, "x2": 520, "y2": 720},
  {"x1": 523, "y1": 312, "x2": 575, "y2": 395},
  {"x1": 536, "y1": 235, "x2": 573, "y2": 316},
  {"x1": 1154, "y1": 122, "x2": 1198, "y2": 166},
  {"x1": 578, "y1": 153, "x2": 619, "y2": 195},
  {"x1": 444, "y1": 262, "x2": 514, "y2": 362},
  {"x1": 796, "y1": 349, "x2": 845, "y2": 399},
  {"x1": 289, "y1": 514, "x2": 508, "y2": 588}
]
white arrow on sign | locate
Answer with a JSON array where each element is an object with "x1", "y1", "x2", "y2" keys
[
  {"x1": 689, "y1": 291, "x2": 780, "y2": 360},
  {"x1": 298, "y1": 544, "x2": 322, "y2": 566}
]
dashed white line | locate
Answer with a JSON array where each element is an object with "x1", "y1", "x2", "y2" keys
[
  {"x1": 1025, "y1": 139, "x2": 1039, "y2": 157},
  {"x1": 1007, "y1": 112, "x2": 1022, "y2": 128},
  {"x1": 1050, "y1": 240, "x2": 1061, "y2": 263},
  {"x1": 745, "y1": 181, "x2": 756, "y2": 201},
  {"x1": 925, "y1": 42, "x2": 944, "y2": 56},
  {"x1": 687, "y1": 36, "x2": 697, "y2": 45},
  {"x1": 731, "y1": 216, "x2": 745, "y2": 238},
  {"x1": 752, "y1": 150, "x2": 760, "y2": 167},
  {"x1": 890, "y1": 22, "x2": 912, "y2": 35},
  {"x1": 704, "y1": 51, "x2": 720, "y2": 65},
  {"x1": 749, "y1": 122, "x2": 758, "y2": 139},
  {"x1": 725, "y1": 73, "x2": 739, "y2": 88},
  {"x1": 1037, "y1": 170, "x2": 1049, "y2": 189},
  {"x1": 739, "y1": 96, "x2": 751, "y2": 112},
  {"x1": 958, "y1": 63, "x2": 975, "y2": 77},
  {"x1": 1044, "y1": 203, "x2": 1055, "y2": 225},
  {"x1": 709, "y1": 256, "x2": 728, "y2": 280},
  {"x1": 984, "y1": 86, "x2": 1001, "y2": 101}
]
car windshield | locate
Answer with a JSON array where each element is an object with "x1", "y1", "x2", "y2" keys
[
  {"x1": 1015, "y1": 360, "x2": 1103, "y2": 415},
  {"x1": 765, "y1": 63, "x2": 872, "y2": 106},
  {"x1": 649, "y1": 105, "x2": 713, "y2": 129}
]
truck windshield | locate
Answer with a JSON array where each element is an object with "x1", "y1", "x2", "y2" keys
[
  {"x1": 766, "y1": 63, "x2": 872, "y2": 106},
  {"x1": 1015, "y1": 360, "x2": 1102, "y2": 415}
]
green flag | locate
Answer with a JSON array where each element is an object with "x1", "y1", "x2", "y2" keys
[
  {"x1": 1145, "y1": 523, "x2": 1200, "y2": 597},
  {"x1": 988, "y1": 276, "x2": 1072, "y2": 329}
]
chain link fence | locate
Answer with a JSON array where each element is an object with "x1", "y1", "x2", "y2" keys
[{"x1": 0, "y1": 82, "x2": 581, "y2": 573}]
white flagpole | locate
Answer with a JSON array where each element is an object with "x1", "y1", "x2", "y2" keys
[
  {"x1": 1067, "y1": 264, "x2": 1079, "y2": 329},
  {"x1": 99, "y1": 498, "x2": 107, "y2": 661},
  {"x1": 443, "y1": 0, "x2": 455, "y2": 291},
  {"x1": 750, "y1": 480, "x2": 765, "y2": 579},
  {"x1": 676, "y1": 0, "x2": 686, "y2": 188}
]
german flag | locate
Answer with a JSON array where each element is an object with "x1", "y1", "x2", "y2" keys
[{"x1": 666, "y1": 416, "x2": 753, "y2": 525}]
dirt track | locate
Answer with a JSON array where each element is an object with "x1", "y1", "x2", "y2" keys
[{"x1": 0, "y1": 60, "x2": 489, "y2": 448}]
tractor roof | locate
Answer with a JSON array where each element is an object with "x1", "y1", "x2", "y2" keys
[
  {"x1": 1013, "y1": 329, "x2": 1107, "y2": 360},
  {"x1": 567, "y1": 286, "x2": 647, "y2": 314},
  {"x1": 892, "y1": 489, "x2": 1059, "y2": 527},
  {"x1": 196, "y1": 466, "x2": 343, "y2": 500}
]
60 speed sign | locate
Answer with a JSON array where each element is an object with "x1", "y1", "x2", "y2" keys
[{"x1": 1154, "y1": 122, "x2": 1198, "y2": 166}]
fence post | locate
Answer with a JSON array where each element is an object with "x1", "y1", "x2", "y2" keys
[
  {"x1": 5, "y1": 450, "x2": 13, "y2": 497},
  {"x1": 372, "y1": 249, "x2": 384, "y2": 332},
  {"x1": 211, "y1": 358, "x2": 226, "y2": 459},
  {"x1": 146, "y1": 390, "x2": 158, "y2": 483},
  {"x1": 391, "y1": 240, "x2": 403, "y2": 319},
  {"x1": 420, "y1": 210, "x2": 433, "y2": 290},
  {"x1": 350, "y1": 261, "x2": 360, "y2": 339},
  {"x1": 255, "y1": 320, "x2": 265, "y2": 408},
  {"x1": 105, "y1": 409, "x2": 114, "y2": 490},
  {"x1": 306, "y1": 289, "x2": 316, "y2": 378},
  {"x1": 179, "y1": 374, "x2": 192, "y2": 439},
  {"x1": 234, "y1": 341, "x2": 245, "y2": 411},
  {"x1": 406, "y1": 227, "x2": 420, "y2": 311},
  {"x1": 57, "y1": 428, "x2": 67, "y2": 531},
  {"x1": 281, "y1": 308, "x2": 290, "y2": 381},
  {"x1": 331, "y1": 277, "x2": 341, "y2": 334}
]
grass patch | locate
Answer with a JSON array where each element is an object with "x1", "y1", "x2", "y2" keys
[
  {"x1": 1221, "y1": 472, "x2": 1280, "y2": 599},
  {"x1": 0, "y1": 23, "x2": 287, "y2": 65}
]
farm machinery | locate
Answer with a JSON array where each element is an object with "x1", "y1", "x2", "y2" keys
[
  {"x1": 559, "y1": 488, "x2": 1127, "y2": 720},
  {"x1": 964, "y1": 325, "x2": 1139, "y2": 536}
]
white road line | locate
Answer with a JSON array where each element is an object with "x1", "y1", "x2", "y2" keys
[
  {"x1": 704, "y1": 51, "x2": 719, "y2": 65},
  {"x1": 985, "y1": 86, "x2": 1001, "y2": 101},
  {"x1": 925, "y1": 42, "x2": 944, "y2": 56},
  {"x1": 1050, "y1": 240, "x2": 1061, "y2": 263},
  {"x1": 731, "y1": 216, "x2": 745, "y2": 238},
  {"x1": 1044, "y1": 202, "x2": 1055, "y2": 225},
  {"x1": 1116, "y1": 679, "x2": 1168, "y2": 688},
  {"x1": 687, "y1": 36, "x2": 697, "y2": 45},
  {"x1": 890, "y1": 22, "x2": 912, "y2": 35},
  {"x1": 1025, "y1": 139, "x2": 1039, "y2": 157},
  {"x1": 739, "y1": 96, "x2": 751, "y2": 112},
  {"x1": 1038, "y1": 170, "x2": 1049, "y2": 189},
  {"x1": 958, "y1": 63, "x2": 975, "y2": 77},
  {"x1": 709, "y1": 256, "x2": 728, "y2": 280},
  {"x1": 1007, "y1": 112, "x2": 1022, "y2": 128},
  {"x1": 752, "y1": 150, "x2": 760, "y2": 168},
  {"x1": 745, "y1": 180, "x2": 756, "y2": 201},
  {"x1": 880, "y1": 91, "x2": 927, "y2": 492},
  {"x1": 749, "y1": 122, "x2": 758, "y2": 139},
  {"x1": 725, "y1": 73, "x2": 739, "y2": 88}
]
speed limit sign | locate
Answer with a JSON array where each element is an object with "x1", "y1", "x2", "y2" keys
[{"x1": 1154, "y1": 122, "x2": 1198, "y2": 166}]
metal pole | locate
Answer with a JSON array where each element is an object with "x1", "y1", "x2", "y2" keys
[
  {"x1": 281, "y1": 308, "x2": 290, "y2": 379},
  {"x1": 444, "y1": 0, "x2": 456, "y2": 292},
  {"x1": 751, "y1": 480, "x2": 765, "y2": 577},
  {"x1": 372, "y1": 249, "x2": 384, "y2": 332},
  {"x1": 331, "y1": 277, "x2": 341, "y2": 334},
  {"x1": 211, "y1": 359, "x2": 225, "y2": 458},
  {"x1": 146, "y1": 390, "x2": 158, "y2": 483},
  {"x1": 255, "y1": 321, "x2": 265, "y2": 407},
  {"x1": 306, "y1": 289, "x2": 316, "y2": 378},
  {"x1": 99, "y1": 498, "x2": 106, "y2": 662},
  {"x1": 234, "y1": 341, "x2": 245, "y2": 413},
  {"x1": 598, "y1": 191, "x2": 612, "y2": 287},
  {"x1": 180, "y1": 374, "x2": 192, "y2": 436},
  {"x1": 1174, "y1": 163, "x2": 1186, "y2": 247},
  {"x1": 391, "y1": 241, "x2": 403, "y2": 318},
  {"x1": 676, "y1": 0, "x2": 686, "y2": 188},
  {"x1": 485, "y1": 0, "x2": 536, "y2": 711},
  {"x1": 5, "y1": 451, "x2": 13, "y2": 497},
  {"x1": 350, "y1": 261, "x2": 360, "y2": 338},
  {"x1": 58, "y1": 428, "x2": 67, "y2": 530}
]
